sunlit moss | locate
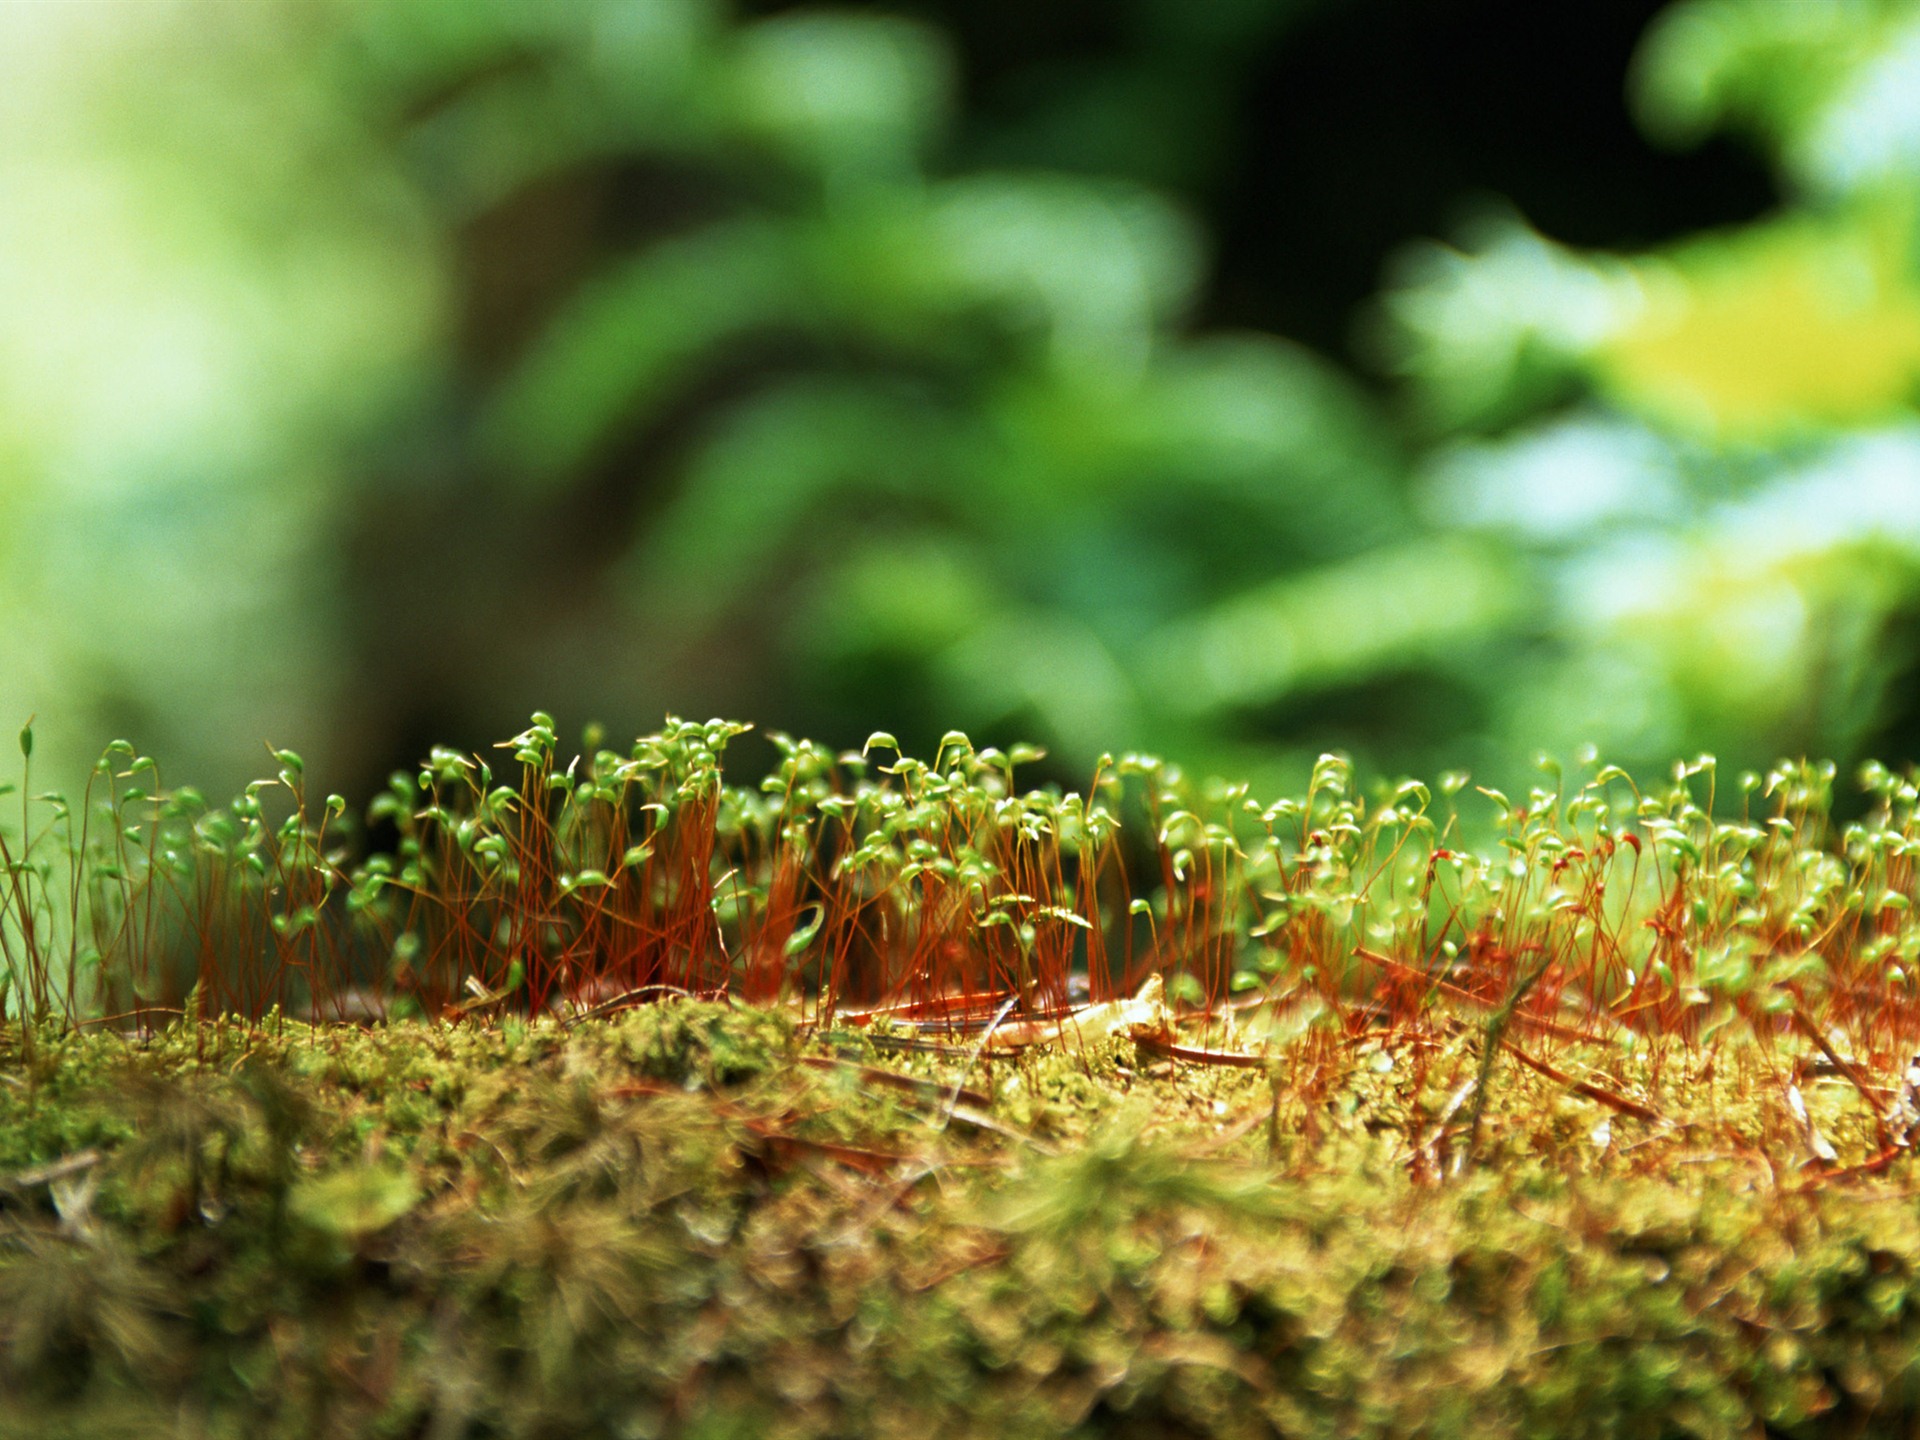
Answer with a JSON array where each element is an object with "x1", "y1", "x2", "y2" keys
[
  {"x1": 7, "y1": 1001, "x2": 1920, "y2": 1435},
  {"x1": 11, "y1": 722, "x2": 1920, "y2": 1428}
]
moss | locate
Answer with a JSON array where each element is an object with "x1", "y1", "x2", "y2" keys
[{"x1": 10, "y1": 1008, "x2": 1920, "y2": 1437}]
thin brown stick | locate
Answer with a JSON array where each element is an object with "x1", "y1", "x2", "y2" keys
[
  {"x1": 1791, "y1": 1005, "x2": 1894, "y2": 1152},
  {"x1": 1500, "y1": 1039, "x2": 1665, "y2": 1125}
]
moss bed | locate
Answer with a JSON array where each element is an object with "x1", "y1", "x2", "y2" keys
[{"x1": 5, "y1": 1002, "x2": 1920, "y2": 1439}]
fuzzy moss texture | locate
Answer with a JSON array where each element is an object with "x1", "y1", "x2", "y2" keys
[
  {"x1": 10, "y1": 722, "x2": 1920, "y2": 1435},
  {"x1": 3, "y1": 1002, "x2": 1919, "y2": 1440}
]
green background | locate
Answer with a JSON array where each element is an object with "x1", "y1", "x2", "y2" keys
[{"x1": 4, "y1": 0, "x2": 1920, "y2": 802}]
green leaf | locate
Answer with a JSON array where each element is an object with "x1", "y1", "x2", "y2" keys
[{"x1": 290, "y1": 1167, "x2": 418, "y2": 1241}]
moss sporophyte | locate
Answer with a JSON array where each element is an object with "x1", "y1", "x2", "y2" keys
[{"x1": 9, "y1": 723, "x2": 1920, "y2": 1435}]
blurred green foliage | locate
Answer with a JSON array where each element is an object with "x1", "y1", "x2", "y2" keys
[
  {"x1": 1377, "y1": 0, "x2": 1920, "y2": 780},
  {"x1": 2, "y1": 0, "x2": 1919, "y2": 800}
]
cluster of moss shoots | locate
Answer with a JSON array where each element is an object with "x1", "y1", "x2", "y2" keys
[
  {"x1": 4, "y1": 712, "x2": 1920, "y2": 1184},
  {"x1": 16, "y1": 716, "x2": 1920, "y2": 1434}
]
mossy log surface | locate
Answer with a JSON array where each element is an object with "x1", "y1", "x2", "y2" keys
[{"x1": 3, "y1": 1003, "x2": 1919, "y2": 1439}]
